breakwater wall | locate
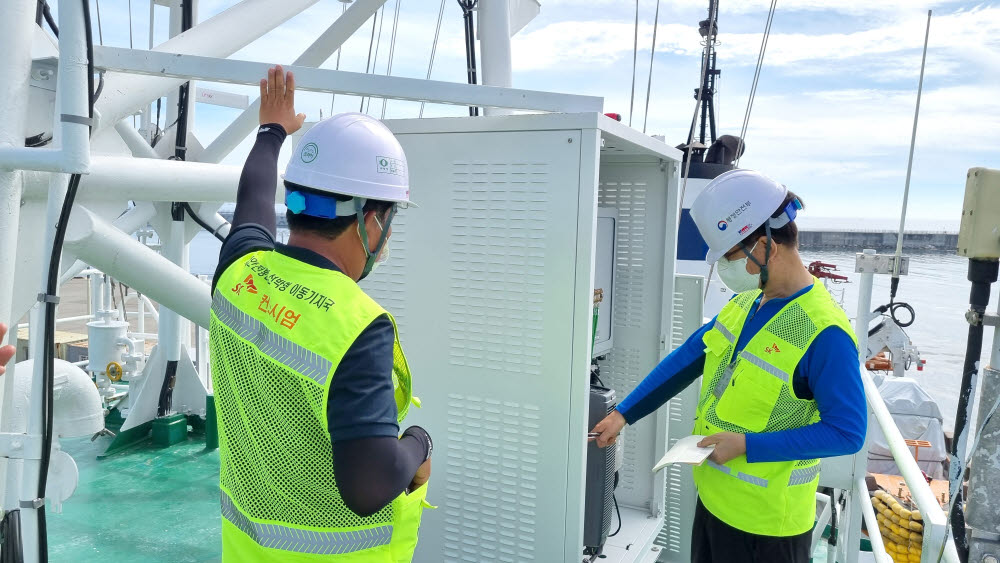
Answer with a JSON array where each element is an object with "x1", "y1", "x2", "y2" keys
[{"x1": 799, "y1": 230, "x2": 958, "y2": 252}]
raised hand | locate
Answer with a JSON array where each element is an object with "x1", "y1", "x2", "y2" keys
[{"x1": 259, "y1": 64, "x2": 307, "y2": 135}]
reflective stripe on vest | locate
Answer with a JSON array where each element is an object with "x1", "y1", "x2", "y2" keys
[
  {"x1": 212, "y1": 292, "x2": 332, "y2": 386},
  {"x1": 705, "y1": 460, "x2": 769, "y2": 488},
  {"x1": 221, "y1": 491, "x2": 393, "y2": 555},
  {"x1": 738, "y1": 351, "x2": 789, "y2": 384},
  {"x1": 788, "y1": 465, "x2": 821, "y2": 486},
  {"x1": 711, "y1": 351, "x2": 786, "y2": 397},
  {"x1": 713, "y1": 320, "x2": 736, "y2": 344}
]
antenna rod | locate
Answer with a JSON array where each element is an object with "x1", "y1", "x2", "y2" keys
[{"x1": 892, "y1": 10, "x2": 931, "y2": 281}]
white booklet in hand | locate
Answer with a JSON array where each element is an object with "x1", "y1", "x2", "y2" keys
[{"x1": 652, "y1": 435, "x2": 715, "y2": 473}]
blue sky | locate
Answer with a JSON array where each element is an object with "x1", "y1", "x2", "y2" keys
[{"x1": 84, "y1": 0, "x2": 1000, "y2": 227}]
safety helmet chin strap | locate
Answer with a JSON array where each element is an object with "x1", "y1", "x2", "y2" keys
[
  {"x1": 355, "y1": 198, "x2": 397, "y2": 281},
  {"x1": 735, "y1": 198, "x2": 800, "y2": 290},
  {"x1": 739, "y1": 222, "x2": 773, "y2": 290}
]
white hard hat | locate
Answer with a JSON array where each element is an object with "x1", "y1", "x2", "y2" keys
[
  {"x1": 690, "y1": 169, "x2": 790, "y2": 264},
  {"x1": 283, "y1": 113, "x2": 413, "y2": 215}
]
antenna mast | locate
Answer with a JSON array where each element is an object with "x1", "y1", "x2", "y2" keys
[{"x1": 687, "y1": 0, "x2": 720, "y2": 159}]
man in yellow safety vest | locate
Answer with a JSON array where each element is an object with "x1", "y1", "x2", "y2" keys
[
  {"x1": 210, "y1": 66, "x2": 433, "y2": 562},
  {"x1": 591, "y1": 170, "x2": 867, "y2": 562}
]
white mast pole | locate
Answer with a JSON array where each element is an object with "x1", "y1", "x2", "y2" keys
[
  {"x1": 480, "y1": 0, "x2": 514, "y2": 117},
  {"x1": 0, "y1": 0, "x2": 43, "y2": 514}
]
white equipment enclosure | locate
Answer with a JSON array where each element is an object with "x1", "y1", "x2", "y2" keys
[{"x1": 360, "y1": 113, "x2": 682, "y2": 562}]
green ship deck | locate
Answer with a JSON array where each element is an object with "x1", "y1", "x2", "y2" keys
[
  {"x1": 49, "y1": 436, "x2": 221, "y2": 562},
  {"x1": 47, "y1": 431, "x2": 863, "y2": 562}
]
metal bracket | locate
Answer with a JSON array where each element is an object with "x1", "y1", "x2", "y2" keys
[
  {"x1": 60, "y1": 114, "x2": 94, "y2": 126},
  {"x1": 854, "y1": 253, "x2": 910, "y2": 275},
  {"x1": 36, "y1": 292, "x2": 60, "y2": 304},
  {"x1": 19, "y1": 498, "x2": 44, "y2": 509},
  {"x1": 979, "y1": 313, "x2": 1000, "y2": 327}
]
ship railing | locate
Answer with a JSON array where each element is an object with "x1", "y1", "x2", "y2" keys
[{"x1": 860, "y1": 362, "x2": 959, "y2": 563}]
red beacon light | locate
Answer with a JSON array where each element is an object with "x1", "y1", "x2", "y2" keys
[{"x1": 604, "y1": 113, "x2": 622, "y2": 122}]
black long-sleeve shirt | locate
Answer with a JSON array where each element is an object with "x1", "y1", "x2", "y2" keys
[{"x1": 212, "y1": 124, "x2": 429, "y2": 517}]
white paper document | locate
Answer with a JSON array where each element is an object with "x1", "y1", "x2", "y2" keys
[{"x1": 652, "y1": 435, "x2": 715, "y2": 473}]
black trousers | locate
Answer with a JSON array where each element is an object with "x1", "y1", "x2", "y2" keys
[{"x1": 691, "y1": 498, "x2": 812, "y2": 563}]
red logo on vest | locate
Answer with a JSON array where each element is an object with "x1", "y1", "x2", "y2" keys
[{"x1": 765, "y1": 343, "x2": 781, "y2": 354}]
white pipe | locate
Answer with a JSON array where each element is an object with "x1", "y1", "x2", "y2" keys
[
  {"x1": 0, "y1": 0, "x2": 92, "y2": 175},
  {"x1": 856, "y1": 476, "x2": 892, "y2": 563},
  {"x1": 16, "y1": 315, "x2": 95, "y2": 330},
  {"x1": 59, "y1": 202, "x2": 158, "y2": 285},
  {"x1": 63, "y1": 206, "x2": 211, "y2": 329},
  {"x1": 479, "y1": 0, "x2": 514, "y2": 117},
  {"x1": 130, "y1": 333, "x2": 160, "y2": 340},
  {"x1": 89, "y1": 272, "x2": 102, "y2": 316},
  {"x1": 116, "y1": 335, "x2": 136, "y2": 358},
  {"x1": 213, "y1": 213, "x2": 233, "y2": 239},
  {"x1": 861, "y1": 366, "x2": 959, "y2": 562},
  {"x1": 199, "y1": 0, "x2": 390, "y2": 163},
  {"x1": 93, "y1": 48, "x2": 602, "y2": 119},
  {"x1": 115, "y1": 119, "x2": 159, "y2": 159},
  {"x1": 854, "y1": 249, "x2": 876, "y2": 359},
  {"x1": 24, "y1": 156, "x2": 252, "y2": 203},
  {"x1": 137, "y1": 292, "x2": 146, "y2": 337},
  {"x1": 94, "y1": 0, "x2": 319, "y2": 133},
  {"x1": 104, "y1": 276, "x2": 113, "y2": 316},
  {"x1": 0, "y1": 0, "x2": 35, "y2": 342},
  {"x1": 141, "y1": 295, "x2": 159, "y2": 323}
]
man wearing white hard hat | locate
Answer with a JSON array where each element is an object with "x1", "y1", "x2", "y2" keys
[
  {"x1": 209, "y1": 66, "x2": 432, "y2": 562},
  {"x1": 592, "y1": 169, "x2": 866, "y2": 562}
]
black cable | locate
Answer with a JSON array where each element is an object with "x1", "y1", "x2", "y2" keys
[
  {"x1": 181, "y1": 202, "x2": 227, "y2": 243},
  {"x1": 949, "y1": 258, "x2": 999, "y2": 561},
  {"x1": 458, "y1": 0, "x2": 479, "y2": 116},
  {"x1": 152, "y1": 98, "x2": 162, "y2": 147},
  {"x1": 37, "y1": 1, "x2": 95, "y2": 559},
  {"x1": 873, "y1": 301, "x2": 915, "y2": 328},
  {"x1": 25, "y1": 133, "x2": 53, "y2": 148},
  {"x1": 93, "y1": 72, "x2": 105, "y2": 103},
  {"x1": 36, "y1": 0, "x2": 58, "y2": 37},
  {"x1": 0, "y1": 508, "x2": 23, "y2": 563},
  {"x1": 873, "y1": 275, "x2": 916, "y2": 328},
  {"x1": 173, "y1": 0, "x2": 193, "y2": 161},
  {"x1": 607, "y1": 471, "x2": 622, "y2": 537},
  {"x1": 608, "y1": 493, "x2": 622, "y2": 537}
]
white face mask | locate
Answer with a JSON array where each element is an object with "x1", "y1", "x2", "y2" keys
[
  {"x1": 370, "y1": 215, "x2": 390, "y2": 272},
  {"x1": 716, "y1": 243, "x2": 761, "y2": 293}
]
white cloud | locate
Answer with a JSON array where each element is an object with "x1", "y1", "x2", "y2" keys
[
  {"x1": 541, "y1": 0, "x2": 963, "y2": 16},
  {"x1": 512, "y1": 5, "x2": 1000, "y2": 75}
]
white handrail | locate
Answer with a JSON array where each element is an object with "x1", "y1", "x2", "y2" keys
[
  {"x1": 857, "y1": 476, "x2": 892, "y2": 563},
  {"x1": 861, "y1": 364, "x2": 960, "y2": 563}
]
